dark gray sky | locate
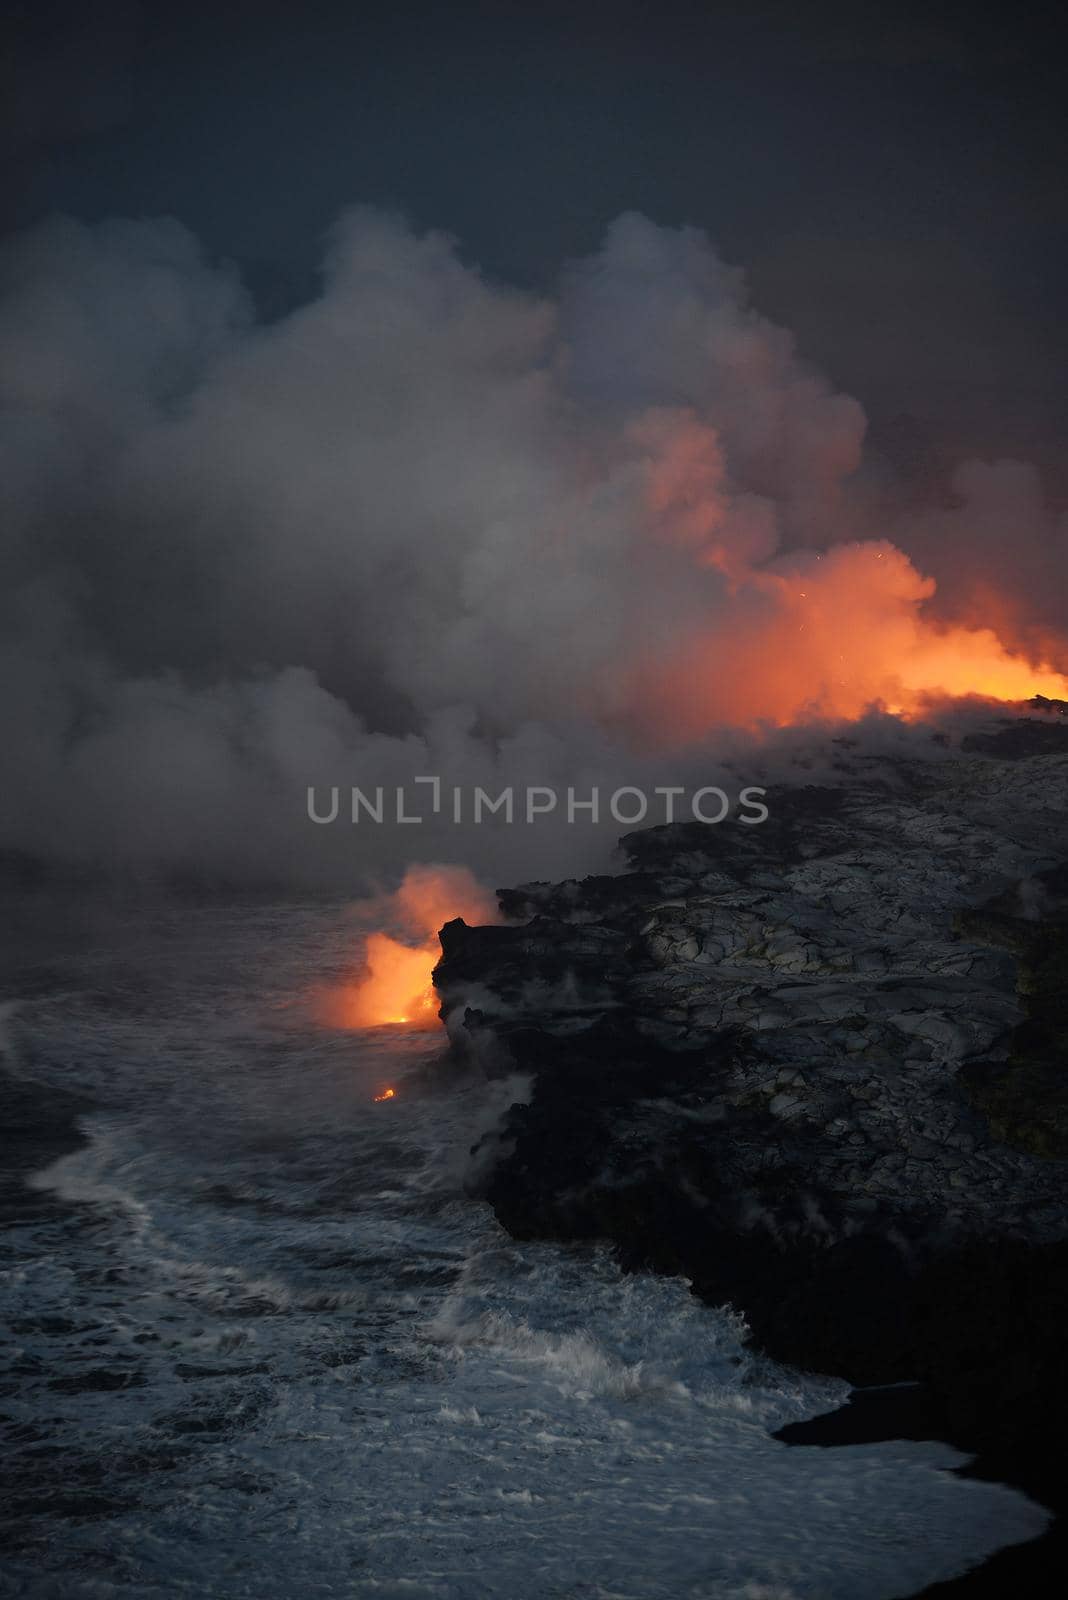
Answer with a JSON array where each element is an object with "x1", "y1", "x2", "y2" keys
[{"x1": 4, "y1": 0, "x2": 1066, "y2": 487}]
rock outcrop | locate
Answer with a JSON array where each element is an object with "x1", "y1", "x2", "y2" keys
[{"x1": 433, "y1": 728, "x2": 1068, "y2": 1524}]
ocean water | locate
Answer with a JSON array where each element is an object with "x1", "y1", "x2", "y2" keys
[{"x1": 0, "y1": 898, "x2": 1048, "y2": 1599}]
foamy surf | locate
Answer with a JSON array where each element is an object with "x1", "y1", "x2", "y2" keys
[{"x1": 0, "y1": 899, "x2": 1050, "y2": 1598}]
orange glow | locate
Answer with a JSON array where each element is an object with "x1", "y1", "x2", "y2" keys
[
  {"x1": 373, "y1": 1087, "x2": 396, "y2": 1102},
  {"x1": 337, "y1": 865, "x2": 497, "y2": 1030},
  {"x1": 349, "y1": 931, "x2": 440, "y2": 1027},
  {"x1": 621, "y1": 541, "x2": 1068, "y2": 738},
  {"x1": 619, "y1": 429, "x2": 1068, "y2": 735}
]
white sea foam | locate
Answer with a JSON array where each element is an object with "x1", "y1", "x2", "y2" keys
[{"x1": 0, "y1": 899, "x2": 1050, "y2": 1598}]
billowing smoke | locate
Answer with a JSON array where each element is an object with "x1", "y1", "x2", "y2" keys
[{"x1": 1, "y1": 208, "x2": 1064, "y2": 889}]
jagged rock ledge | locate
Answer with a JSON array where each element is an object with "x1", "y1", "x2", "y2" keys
[{"x1": 433, "y1": 729, "x2": 1068, "y2": 1578}]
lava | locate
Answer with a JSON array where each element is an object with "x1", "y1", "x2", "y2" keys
[
  {"x1": 339, "y1": 865, "x2": 497, "y2": 1030},
  {"x1": 373, "y1": 1087, "x2": 396, "y2": 1102},
  {"x1": 348, "y1": 930, "x2": 440, "y2": 1028}
]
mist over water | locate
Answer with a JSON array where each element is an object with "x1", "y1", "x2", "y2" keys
[{"x1": 0, "y1": 895, "x2": 1047, "y2": 1597}]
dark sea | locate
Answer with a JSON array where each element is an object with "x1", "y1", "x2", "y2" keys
[{"x1": 0, "y1": 894, "x2": 1047, "y2": 1598}]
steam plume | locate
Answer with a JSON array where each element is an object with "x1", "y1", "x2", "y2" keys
[{"x1": 1, "y1": 208, "x2": 1064, "y2": 887}]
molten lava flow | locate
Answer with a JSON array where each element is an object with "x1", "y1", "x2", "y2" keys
[
  {"x1": 340, "y1": 865, "x2": 497, "y2": 1030},
  {"x1": 373, "y1": 1087, "x2": 396, "y2": 1102}
]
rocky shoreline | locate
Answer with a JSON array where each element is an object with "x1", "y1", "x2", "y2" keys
[{"x1": 434, "y1": 718, "x2": 1068, "y2": 1592}]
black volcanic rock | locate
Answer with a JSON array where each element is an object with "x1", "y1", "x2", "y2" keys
[
  {"x1": 963, "y1": 706, "x2": 1068, "y2": 758},
  {"x1": 432, "y1": 731, "x2": 1068, "y2": 1544}
]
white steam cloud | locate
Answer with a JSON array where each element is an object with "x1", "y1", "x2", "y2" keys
[{"x1": 0, "y1": 208, "x2": 1063, "y2": 888}]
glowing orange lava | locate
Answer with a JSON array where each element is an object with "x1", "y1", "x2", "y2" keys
[
  {"x1": 373, "y1": 1087, "x2": 396, "y2": 1102},
  {"x1": 338, "y1": 865, "x2": 497, "y2": 1030},
  {"x1": 349, "y1": 930, "x2": 441, "y2": 1028}
]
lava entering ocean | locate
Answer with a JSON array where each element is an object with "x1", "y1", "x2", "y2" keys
[
  {"x1": 339, "y1": 865, "x2": 497, "y2": 1029},
  {"x1": 326, "y1": 542, "x2": 1068, "y2": 1032}
]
